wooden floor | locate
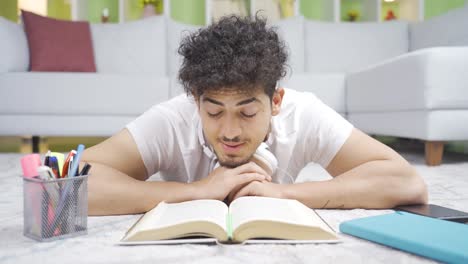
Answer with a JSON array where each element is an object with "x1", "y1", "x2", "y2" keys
[
  {"x1": 0, "y1": 136, "x2": 107, "y2": 153},
  {"x1": 0, "y1": 136, "x2": 467, "y2": 165}
]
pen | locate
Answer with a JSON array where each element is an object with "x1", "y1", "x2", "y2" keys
[
  {"x1": 49, "y1": 144, "x2": 86, "y2": 234},
  {"x1": 68, "y1": 156, "x2": 73, "y2": 177},
  {"x1": 79, "y1": 163, "x2": 91, "y2": 176},
  {"x1": 68, "y1": 144, "x2": 84, "y2": 179}
]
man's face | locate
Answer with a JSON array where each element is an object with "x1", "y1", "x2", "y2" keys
[{"x1": 198, "y1": 88, "x2": 283, "y2": 168}]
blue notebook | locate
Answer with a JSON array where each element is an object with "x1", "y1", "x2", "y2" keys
[{"x1": 339, "y1": 212, "x2": 468, "y2": 263}]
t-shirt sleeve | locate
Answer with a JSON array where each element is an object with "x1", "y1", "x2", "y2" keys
[
  {"x1": 300, "y1": 93, "x2": 354, "y2": 168},
  {"x1": 126, "y1": 105, "x2": 176, "y2": 177}
]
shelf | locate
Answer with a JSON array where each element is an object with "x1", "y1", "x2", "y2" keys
[
  {"x1": 123, "y1": 0, "x2": 164, "y2": 22},
  {"x1": 380, "y1": 0, "x2": 421, "y2": 22},
  {"x1": 1, "y1": 0, "x2": 466, "y2": 24},
  {"x1": 251, "y1": 0, "x2": 296, "y2": 22},
  {"x1": 300, "y1": 0, "x2": 337, "y2": 22},
  {"x1": 340, "y1": 0, "x2": 378, "y2": 22}
]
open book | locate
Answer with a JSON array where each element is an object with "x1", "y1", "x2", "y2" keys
[{"x1": 119, "y1": 196, "x2": 340, "y2": 245}]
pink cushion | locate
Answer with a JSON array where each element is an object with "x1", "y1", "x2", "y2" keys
[{"x1": 21, "y1": 10, "x2": 96, "y2": 72}]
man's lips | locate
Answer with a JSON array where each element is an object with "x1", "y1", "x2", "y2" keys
[{"x1": 221, "y1": 142, "x2": 245, "y2": 152}]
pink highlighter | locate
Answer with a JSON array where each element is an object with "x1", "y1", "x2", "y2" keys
[
  {"x1": 21, "y1": 154, "x2": 42, "y2": 178},
  {"x1": 21, "y1": 153, "x2": 57, "y2": 236}
]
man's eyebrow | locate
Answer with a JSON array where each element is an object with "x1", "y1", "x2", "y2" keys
[
  {"x1": 236, "y1": 97, "x2": 259, "y2": 106},
  {"x1": 202, "y1": 97, "x2": 224, "y2": 106},
  {"x1": 202, "y1": 97, "x2": 259, "y2": 106}
]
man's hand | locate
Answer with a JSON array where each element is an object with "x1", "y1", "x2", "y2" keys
[
  {"x1": 227, "y1": 181, "x2": 287, "y2": 203},
  {"x1": 192, "y1": 162, "x2": 272, "y2": 201}
]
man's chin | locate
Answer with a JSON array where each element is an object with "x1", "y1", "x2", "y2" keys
[{"x1": 218, "y1": 156, "x2": 251, "y2": 168}]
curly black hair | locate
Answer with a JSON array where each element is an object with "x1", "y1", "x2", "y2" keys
[{"x1": 178, "y1": 15, "x2": 288, "y2": 99}]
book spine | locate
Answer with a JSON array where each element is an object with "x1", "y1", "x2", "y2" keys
[{"x1": 226, "y1": 212, "x2": 233, "y2": 240}]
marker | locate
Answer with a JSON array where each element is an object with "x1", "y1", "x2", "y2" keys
[
  {"x1": 48, "y1": 156, "x2": 60, "y2": 178},
  {"x1": 61, "y1": 150, "x2": 76, "y2": 178},
  {"x1": 50, "y1": 152, "x2": 65, "y2": 177},
  {"x1": 20, "y1": 154, "x2": 41, "y2": 178}
]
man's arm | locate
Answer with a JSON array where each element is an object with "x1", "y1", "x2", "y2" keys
[
  {"x1": 83, "y1": 129, "x2": 271, "y2": 215},
  {"x1": 231, "y1": 128, "x2": 428, "y2": 209},
  {"x1": 82, "y1": 129, "x2": 196, "y2": 215},
  {"x1": 284, "y1": 128, "x2": 428, "y2": 209}
]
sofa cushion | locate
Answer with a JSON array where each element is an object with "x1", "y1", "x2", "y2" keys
[
  {"x1": 305, "y1": 20, "x2": 409, "y2": 73},
  {"x1": 91, "y1": 16, "x2": 166, "y2": 75},
  {"x1": 0, "y1": 17, "x2": 29, "y2": 73},
  {"x1": 279, "y1": 73, "x2": 346, "y2": 113},
  {"x1": 347, "y1": 47, "x2": 468, "y2": 113},
  {"x1": 273, "y1": 16, "x2": 305, "y2": 74},
  {"x1": 21, "y1": 10, "x2": 96, "y2": 72},
  {"x1": 410, "y1": 5, "x2": 468, "y2": 51},
  {"x1": 167, "y1": 19, "x2": 202, "y2": 76},
  {"x1": 0, "y1": 72, "x2": 169, "y2": 115}
]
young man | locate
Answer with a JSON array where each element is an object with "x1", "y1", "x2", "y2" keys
[{"x1": 82, "y1": 16, "x2": 427, "y2": 216}]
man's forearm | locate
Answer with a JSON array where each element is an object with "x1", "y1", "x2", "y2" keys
[
  {"x1": 87, "y1": 162, "x2": 198, "y2": 215},
  {"x1": 283, "y1": 159, "x2": 428, "y2": 209}
]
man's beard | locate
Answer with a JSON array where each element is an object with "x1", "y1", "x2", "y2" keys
[{"x1": 217, "y1": 154, "x2": 254, "y2": 168}]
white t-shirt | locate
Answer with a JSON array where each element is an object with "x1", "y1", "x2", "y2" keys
[{"x1": 126, "y1": 88, "x2": 353, "y2": 184}]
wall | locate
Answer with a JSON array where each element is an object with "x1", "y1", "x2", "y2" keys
[
  {"x1": 86, "y1": 0, "x2": 119, "y2": 23},
  {"x1": 425, "y1": 0, "x2": 467, "y2": 18},
  {"x1": 47, "y1": 0, "x2": 71, "y2": 20},
  {"x1": 0, "y1": 0, "x2": 18, "y2": 22},
  {"x1": 171, "y1": 0, "x2": 205, "y2": 25},
  {"x1": 300, "y1": 0, "x2": 329, "y2": 21}
]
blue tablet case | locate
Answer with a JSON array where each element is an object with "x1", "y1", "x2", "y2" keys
[{"x1": 339, "y1": 212, "x2": 468, "y2": 263}]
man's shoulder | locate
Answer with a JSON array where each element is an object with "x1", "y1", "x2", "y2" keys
[
  {"x1": 137, "y1": 93, "x2": 198, "y2": 131},
  {"x1": 280, "y1": 88, "x2": 321, "y2": 116},
  {"x1": 157, "y1": 93, "x2": 198, "y2": 117},
  {"x1": 162, "y1": 93, "x2": 196, "y2": 108},
  {"x1": 283, "y1": 88, "x2": 319, "y2": 104}
]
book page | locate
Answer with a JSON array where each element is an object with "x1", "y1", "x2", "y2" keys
[
  {"x1": 229, "y1": 196, "x2": 333, "y2": 233},
  {"x1": 124, "y1": 199, "x2": 228, "y2": 240}
]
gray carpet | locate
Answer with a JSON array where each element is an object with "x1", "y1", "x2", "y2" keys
[{"x1": 0, "y1": 150, "x2": 467, "y2": 264}]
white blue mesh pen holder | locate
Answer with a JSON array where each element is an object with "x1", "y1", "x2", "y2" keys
[{"x1": 23, "y1": 175, "x2": 88, "y2": 241}]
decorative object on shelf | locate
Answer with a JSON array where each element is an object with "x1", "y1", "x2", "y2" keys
[
  {"x1": 385, "y1": 10, "x2": 396, "y2": 21},
  {"x1": 212, "y1": 0, "x2": 248, "y2": 22},
  {"x1": 101, "y1": 8, "x2": 109, "y2": 23},
  {"x1": 346, "y1": 10, "x2": 359, "y2": 22},
  {"x1": 140, "y1": 0, "x2": 163, "y2": 18},
  {"x1": 279, "y1": 0, "x2": 295, "y2": 19}
]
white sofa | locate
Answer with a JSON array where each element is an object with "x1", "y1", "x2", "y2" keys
[
  {"x1": 1, "y1": 7, "x2": 467, "y2": 165},
  {"x1": 347, "y1": 6, "x2": 468, "y2": 165},
  {"x1": 0, "y1": 16, "x2": 193, "y2": 137},
  {"x1": 280, "y1": 6, "x2": 468, "y2": 165}
]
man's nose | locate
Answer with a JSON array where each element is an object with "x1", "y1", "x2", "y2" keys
[{"x1": 221, "y1": 115, "x2": 242, "y2": 140}]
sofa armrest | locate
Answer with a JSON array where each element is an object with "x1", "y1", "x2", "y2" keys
[{"x1": 346, "y1": 47, "x2": 468, "y2": 113}]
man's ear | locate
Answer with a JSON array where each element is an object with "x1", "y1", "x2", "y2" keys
[{"x1": 271, "y1": 87, "x2": 284, "y2": 116}]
